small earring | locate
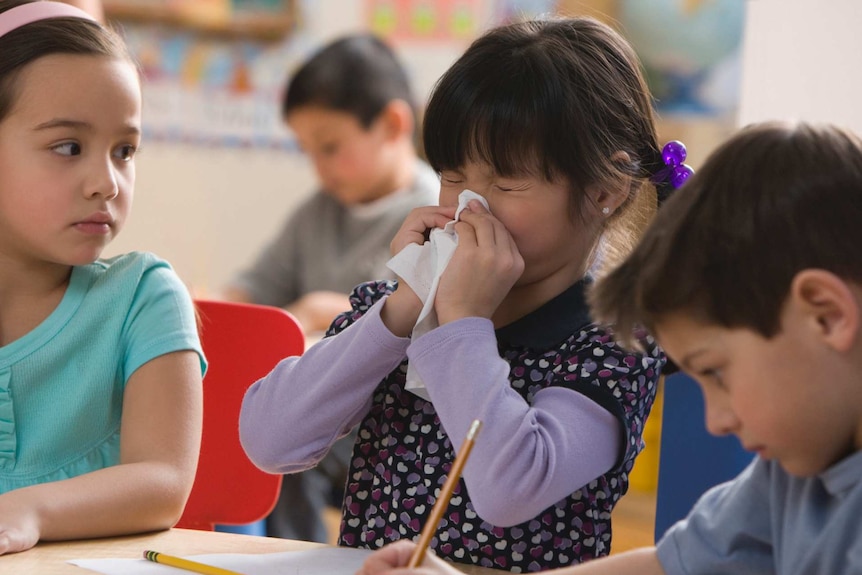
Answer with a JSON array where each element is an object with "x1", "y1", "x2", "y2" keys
[{"x1": 602, "y1": 206, "x2": 610, "y2": 215}]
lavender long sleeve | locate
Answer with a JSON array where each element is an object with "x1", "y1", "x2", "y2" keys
[
  {"x1": 408, "y1": 317, "x2": 621, "y2": 527},
  {"x1": 239, "y1": 297, "x2": 409, "y2": 473},
  {"x1": 241, "y1": 295, "x2": 621, "y2": 523}
]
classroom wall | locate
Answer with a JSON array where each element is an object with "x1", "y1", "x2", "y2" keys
[
  {"x1": 107, "y1": 0, "x2": 862, "y2": 297},
  {"x1": 106, "y1": 146, "x2": 313, "y2": 296},
  {"x1": 738, "y1": 0, "x2": 862, "y2": 133},
  {"x1": 103, "y1": 0, "x2": 482, "y2": 296}
]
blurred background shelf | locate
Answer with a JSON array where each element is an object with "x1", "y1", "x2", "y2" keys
[{"x1": 103, "y1": 0, "x2": 296, "y2": 41}]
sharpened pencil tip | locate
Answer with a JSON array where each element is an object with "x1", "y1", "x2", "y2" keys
[{"x1": 467, "y1": 419, "x2": 482, "y2": 439}]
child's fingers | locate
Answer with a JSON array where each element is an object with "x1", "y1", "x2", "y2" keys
[
  {"x1": 408, "y1": 206, "x2": 458, "y2": 231},
  {"x1": 451, "y1": 216, "x2": 522, "y2": 284},
  {"x1": 457, "y1": 202, "x2": 508, "y2": 247},
  {"x1": 366, "y1": 569, "x2": 453, "y2": 575},
  {"x1": 438, "y1": 205, "x2": 523, "y2": 322},
  {"x1": 391, "y1": 206, "x2": 457, "y2": 256},
  {"x1": 356, "y1": 540, "x2": 418, "y2": 573},
  {"x1": 399, "y1": 206, "x2": 457, "y2": 238},
  {"x1": 451, "y1": 218, "x2": 478, "y2": 248},
  {"x1": 459, "y1": 213, "x2": 497, "y2": 248},
  {"x1": 355, "y1": 540, "x2": 460, "y2": 575},
  {"x1": 460, "y1": 200, "x2": 508, "y2": 238},
  {"x1": 0, "y1": 528, "x2": 38, "y2": 556}
]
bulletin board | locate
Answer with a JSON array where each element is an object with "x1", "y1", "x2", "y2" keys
[
  {"x1": 101, "y1": 0, "x2": 311, "y2": 148},
  {"x1": 103, "y1": 0, "x2": 297, "y2": 40},
  {"x1": 365, "y1": 0, "x2": 483, "y2": 41}
]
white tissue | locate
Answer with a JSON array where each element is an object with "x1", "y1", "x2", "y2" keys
[{"x1": 386, "y1": 190, "x2": 490, "y2": 400}]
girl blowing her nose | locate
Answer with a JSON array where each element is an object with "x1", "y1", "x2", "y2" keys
[{"x1": 241, "y1": 16, "x2": 683, "y2": 572}]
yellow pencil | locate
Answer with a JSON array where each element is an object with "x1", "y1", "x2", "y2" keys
[
  {"x1": 407, "y1": 419, "x2": 482, "y2": 568},
  {"x1": 143, "y1": 550, "x2": 244, "y2": 575}
]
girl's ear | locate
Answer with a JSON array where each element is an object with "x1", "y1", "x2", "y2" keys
[
  {"x1": 377, "y1": 99, "x2": 414, "y2": 142},
  {"x1": 588, "y1": 150, "x2": 631, "y2": 217},
  {"x1": 790, "y1": 269, "x2": 860, "y2": 352}
]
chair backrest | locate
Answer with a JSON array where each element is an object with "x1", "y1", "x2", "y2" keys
[
  {"x1": 653, "y1": 372, "x2": 754, "y2": 540},
  {"x1": 176, "y1": 299, "x2": 305, "y2": 531}
]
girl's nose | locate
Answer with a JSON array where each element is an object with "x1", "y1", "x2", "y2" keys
[{"x1": 84, "y1": 159, "x2": 119, "y2": 200}]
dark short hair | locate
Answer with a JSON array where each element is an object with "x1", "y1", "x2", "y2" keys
[
  {"x1": 282, "y1": 33, "x2": 416, "y2": 129},
  {"x1": 0, "y1": 0, "x2": 132, "y2": 123},
  {"x1": 422, "y1": 17, "x2": 662, "y2": 273},
  {"x1": 589, "y1": 121, "x2": 862, "y2": 347}
]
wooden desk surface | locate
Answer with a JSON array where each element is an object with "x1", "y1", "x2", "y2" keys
[{"x1": 0, "y1": 528, "x2": 501, "y2": 574}]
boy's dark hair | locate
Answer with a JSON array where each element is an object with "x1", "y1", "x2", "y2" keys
[
  {"x1": 422, "y1": 17, "x2": 662, "y2": 273},
  {"x1": 590, "y1": 121, "x2": 862, "y2": 348},
  {"x1": 0, "y1": 0, "x2": 132, "y2": 124},
  {"x1": 282, "y1": 33, "x2": 416, "y2": 130}
]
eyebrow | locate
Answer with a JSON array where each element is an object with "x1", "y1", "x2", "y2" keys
[{"x1": 33, "y1": 118, "x2": 141, "y2": 136}]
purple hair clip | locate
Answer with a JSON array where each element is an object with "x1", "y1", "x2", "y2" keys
[{"x1": 651, "y1": 140, "x2": 695, "y2": 191}]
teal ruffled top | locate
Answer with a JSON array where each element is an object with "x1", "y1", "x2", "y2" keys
[{"x1": 0, "y1": 252, "x2": 205, "y2": 493}]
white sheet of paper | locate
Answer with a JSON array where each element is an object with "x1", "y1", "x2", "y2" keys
[{"x1": 69, "y1": 547, "x2": 374, "y2": 575}]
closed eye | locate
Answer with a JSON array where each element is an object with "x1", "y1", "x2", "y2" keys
[
  {"x1": 494, "y1": 181, "x2": 531, "y2": 192},
  {"x1": 439, "y1": 169, "x2": 465, "y2": 184}
]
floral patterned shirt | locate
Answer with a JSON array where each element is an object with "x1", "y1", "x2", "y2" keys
[{"x1": 333, "y1": 279, "x2": 665, "y2": 572}]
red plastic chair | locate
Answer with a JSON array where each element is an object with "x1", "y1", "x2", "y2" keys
[{"x1": 176, "y1": 299, "x2": 305, "y2": 531}]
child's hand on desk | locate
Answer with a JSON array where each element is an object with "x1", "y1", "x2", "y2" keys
[
  {"x1": 0, "y1": 493, "x2": 40, "y2": 555},
  {"x1": 436, "y1": 200, "x2": 523, "y2": 325},
  {"x1": 356, "y1": 540, "x2": 464, "y2": 575}
]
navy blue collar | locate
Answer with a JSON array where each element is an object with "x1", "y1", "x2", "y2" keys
[{"x1": 495, "y1": 278, "x2": 593, "y2": 349}]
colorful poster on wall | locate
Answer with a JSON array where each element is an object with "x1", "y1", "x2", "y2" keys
[
  {"x1": 366, "y1": 0, "x2": 483, "y2": 42},
  {"x1": 493, "y1": 0, "x2": 556, "y2": 23},
  {"x1": 121, "y1": 24, "x2": 313, "y2": 148}
]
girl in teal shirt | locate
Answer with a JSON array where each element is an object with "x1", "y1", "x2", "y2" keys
[{"x1": 0, "y1": 0, "x2": 205, "y2": 555}]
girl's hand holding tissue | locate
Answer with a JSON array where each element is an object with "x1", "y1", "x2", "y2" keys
[
  {"x1": 389, "y1": 205, "x2": 457, "y2": 258},
  {"x1": 435, "y1": 200, "x2": 524, "y2": 325},
  {"x1": 381, "y1": 205, "x2": 457, "y2": 337}
]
